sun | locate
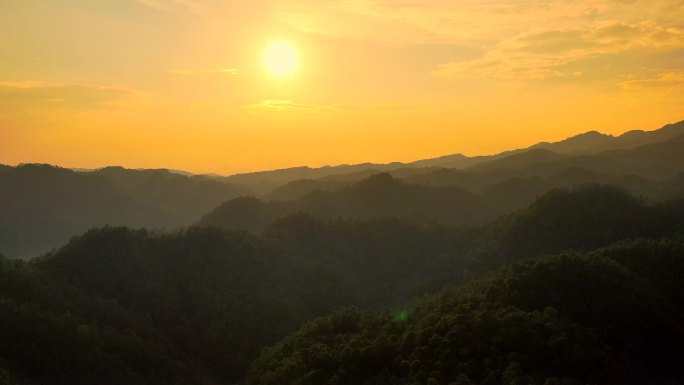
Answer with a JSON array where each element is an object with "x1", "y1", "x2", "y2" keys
[{"x1": 263, "y1": 42, "x2": 299, "y2": 78}]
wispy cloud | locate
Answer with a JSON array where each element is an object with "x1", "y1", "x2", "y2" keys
[
  {"x1": 271, "y1": 0, "x2": 684, "y2": 83},
  {"x1": 246, "y1": 100, "x2": 337, "y2": 114},
  {"x1": 168, "y1": 68, "x2": 240, "y2": 76},
  {"x1": 245, "y1": 100, "x2": 428, "y2": 114},
  {"x1": 435, "y1": 22, "x2": 684, "y2": 81},
  {"x1": 271, "y1": 0, "x2": 684, "y2": 44},
  {"x1": 270, "y1": 1, "x2": 611, "y2": 45},
  {"x1": 620, "y1": 71, "x2": 684, "y2": 90},
  {"x1": 0, "y1": 82, "x2": 143, "y2": 112},
  {"x1": 135, "y1": 0, "x2": 205, "y2": 13}
]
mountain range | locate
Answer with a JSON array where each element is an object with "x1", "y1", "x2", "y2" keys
[
  {"x1": 223, "y1": 120, "x2": 684, "y2": 192},
  {"x1": 0, "y1": 165, "x2": 250, "y2": 258},
  {"x1": 1, "y1": 120, "x2": 683, "y2": 259},
  {"x1": 1, "y1": 120, "x2": 684, "y2": 384}
]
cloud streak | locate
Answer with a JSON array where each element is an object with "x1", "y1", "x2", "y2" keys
[
  {"x1": 168, "y1": 68, "x2": 240, "y2": 76},
  {"x1": 0, "y1": 82, "x2": 143, "y2": 112},
  {"x1": 135, "y1": 0, "x2": 205, "y2": 13},
  {"x1": 271, "y1": 0, "x2": 684, "y2": 43},
  {"x1": 620, "y1": 71, "x2": 684, "y2": 90},
  {"x1": 245, "y1": 100, "x2": 337, "y2": 114}
]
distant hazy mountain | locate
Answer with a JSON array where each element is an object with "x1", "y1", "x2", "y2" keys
[
  {"x1": 267, "y1": 178, "x2": 349, "y2": 201},
  {"x1": 3, "y1": 120, "x2": 682, "y2": 258},
  {"x1": 535, "y1": 120, "x2": 684, "y2": 153},
  {"x1": 233, "y1": 133, "x2": 684, "y2": 234},
  {"x1": 223, "y1": 120, "x2": 684, "y2": 194},
  {"x1": 198, "y1": 169, "x2": 667, "y2": 234},
  {"x1": 261, "y1": 132, "x2": 683, "y2": 201},
  {"x1": 222, "y1": 163, "x2": 406, "y2": 194},
  {"x1": 407, "y1": 153, "x2": 486, "y2": 169},
  {"x1": 403, "y1": 130, "x2": 684, "y2": 191},
  {"x1": 88, "y1": 166, "x2": 252, "y2": 223},
  {"x1": 199, "y1": 173, "x2": 479, "y2": 231},
  {"x1": 470, "y1": 148, "x2": 566, "y2": 171},
  {"x1": 476, "y1": 132, "x2": 684, "y2": 180},
  {"x1": 0, "y1": 165, "x2": 251, "y2": 259}
]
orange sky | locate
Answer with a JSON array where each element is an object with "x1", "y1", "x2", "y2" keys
[{"x1": 1, "y1": 0, "x2": 683, "y2": 175}]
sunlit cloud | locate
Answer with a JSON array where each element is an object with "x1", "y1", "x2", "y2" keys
[{"x1": 435, "y1": 22, "x2": 684, "y2": 81}]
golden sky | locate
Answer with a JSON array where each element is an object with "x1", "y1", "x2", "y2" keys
[{"x1": 1, "y1": 0, "x2": 683, "y2": 174}]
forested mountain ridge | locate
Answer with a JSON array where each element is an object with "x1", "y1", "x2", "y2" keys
[
  {"x1": 199, "y1": 167, "x2": 681, "y2": 234},
  {"x1": 1, "y1": 185, "x2": 682, "y2": 384},
  {"x1": 471, "y1": 184, "x2": 684, "y2": 267},
  {"x1": 198, "y1": 173, "x2": 483, "y2": 231}
]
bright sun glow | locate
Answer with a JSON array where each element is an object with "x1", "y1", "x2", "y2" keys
[{"x1": 263, "y1": 42, "x2": 299, "y2": 77}]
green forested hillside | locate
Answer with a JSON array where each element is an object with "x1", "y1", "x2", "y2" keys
[
  {"x1": 472, "y1": 184, "x2": 684, "y2": 266},
  {"x1": 0, "y1": 256, "x2": 208, "y2": 385},
  {"x1": 1, "y1": 185, "x2": 684, "y2": 384},
  {"x1": 35, "y1": 226, "x2": 309, "y2": 382},
  {"x1": 33, "y1": 219, "x2": 469, "y2": 382},
  {"x1": 246, "y1": 237, "x2": 684, "y2": 385}
]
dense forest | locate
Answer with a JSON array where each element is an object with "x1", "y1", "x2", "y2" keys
[
  {"x1": 246, "y1": 237, "x2": 684, "y2": 385},
  {"x1": 1, "y1": 183, "x2": 684, "y2": 384},
  {"x1": 0, "y1": 256, "x2": 206, "y2": 385}
]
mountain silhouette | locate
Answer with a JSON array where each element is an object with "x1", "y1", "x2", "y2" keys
[{"x1": 222, "y1": 120, "x2": 684, "y2": 192}]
